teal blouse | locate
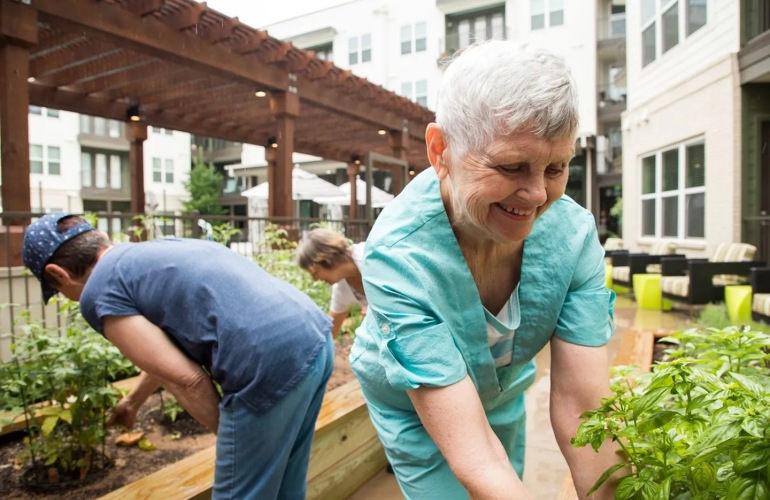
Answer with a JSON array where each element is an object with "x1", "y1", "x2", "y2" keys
[{"x1": 350, "y1": 168, "x2": 615, "y2": 491}]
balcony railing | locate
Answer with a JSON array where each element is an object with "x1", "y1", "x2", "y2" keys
[{"x1": 598, "y1": 13, "x2": 626, "y2": 40}]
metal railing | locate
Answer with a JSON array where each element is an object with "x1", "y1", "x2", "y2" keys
[{"x1": 0, "y1": 212, "x2": 372, "y2": 361}]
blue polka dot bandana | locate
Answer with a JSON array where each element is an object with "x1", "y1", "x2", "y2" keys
[{"x1": 22, "y1": 212, "x2": 96, "y2": 303}]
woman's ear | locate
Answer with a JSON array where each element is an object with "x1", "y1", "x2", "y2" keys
[{"x1": 425, "y1": 123, "x2": 449, "y2": 181}]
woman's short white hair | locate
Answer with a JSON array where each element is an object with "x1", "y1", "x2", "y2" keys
[{"x1": 436, "y1": 40, "x2": 579, "y2": 158}]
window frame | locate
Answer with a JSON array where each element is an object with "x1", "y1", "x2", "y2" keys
[
  {"x1": 531, "y1": 0, "x2": 564, "y2": 30},
  {"x1": 639, "y1": 137, "x2": 706, "y2": 241},
  {"x1": 641, "y1": 0, "x2": 706, "y2": 67}
]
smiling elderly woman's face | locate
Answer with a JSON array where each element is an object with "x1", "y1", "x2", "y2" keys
[{"x1": 436, "y1": 129, "x2": 574, "y2": 244}]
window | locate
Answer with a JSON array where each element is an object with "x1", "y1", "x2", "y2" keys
[
  {"x1": 400, "y1": 22, "x2": 427, "y2": 55},
  {"x1": 165, "y1": 159, "x2": 174, "y2": 183},
  {"x1": 30, "y1": 144, "x2": 44, "y2": 174},
  {"x1": 47, "y1": 146, "x2": 60, "y2": 175},
  {"x1": 361, "y1": 34, "x2": 371, "y2": 63},
  {"x1": 153, "y1": 157, "x2": 174, "y2": 184},
  {"x1": 80, "y1": 116, "x2": 124, "y2": 137},
  {"x1": 531, "y1": 0, "x2": 545, "y2": 30},
  {"x1": 531, "y1": 0, "x2": 563, "y2": 30},
  {"x1": 445, "y1": 7, "x2": 505, "y2": 53},
  {"x1": 82, "y1": 150, "x2": 126, "y2": 189},
  {"x1": 639, "y1": 139, "x2": 705, "y2": 240},
  {"x1": 349, "y1": 34, "x2": 371, "y2": 64},
  {"x1": 29, "y1": 106, "x2": 59, "y2": 117},
  {"x1": 686, "y1": 0, "x2": 707, "y2": 36},
  {"x1": 46, "y1": 109, "x2": 59, "y2": 118},
  {"x1": 153, "y1": 158, "x2": 162, "y2": 183},
  {"x1": 29, "y1": 145, "x2": 60, "y2": 175},
  {"x1": 641, "y1": 0, "x2": 706, "y2": 67},
  {"x1": 400, "y1": 80, "x2": 428, "y2": 107},
  {"x1": 29, "y1": 106, "x2": 42, "y2": 115}
]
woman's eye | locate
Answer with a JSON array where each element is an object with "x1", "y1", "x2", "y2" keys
[
  {"x1": 497, "y1": 164, "x2": 523, "y2": 174},
  {"x1": 546, "y1": 163, "x2": 567, "y2": 177}
]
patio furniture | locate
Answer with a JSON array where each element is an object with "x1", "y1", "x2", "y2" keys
[
  {"x1": 660, "y1": 243, "x2": 760, "y2": 306},
  {"x1": 725, "y1": 285, "x2": 752, "y2": 323},
  {"x1": 750, "y1": 267, "x2": 770, "y2": 324},
  {"x1": 632, "y1": 273, "x2": 672, "y2": 311},
  {"x1": 611, "y1": 241, "x2": 679, "y2": 290}
]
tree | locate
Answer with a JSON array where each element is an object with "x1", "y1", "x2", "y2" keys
[{"x1": 183, "y1": 157, "x2": 226, "y2": 215}]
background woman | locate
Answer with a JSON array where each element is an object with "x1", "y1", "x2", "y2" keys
[{"x1": 297, "y1": 228, "x2": 367, "y2": 338}]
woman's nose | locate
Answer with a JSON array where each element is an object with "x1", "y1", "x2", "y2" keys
[{"x1": 515, "y1": 175, "x2": 548, "y2": 205}]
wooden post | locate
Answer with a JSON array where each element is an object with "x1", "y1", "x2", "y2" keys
[
  {"x1": 388, "y1": 129, "x2": 409, "y2": 194},
  {"x1": 347, "y1": 162, "x2": 359, "y2": 220},
  {"x1": 127, "y1": 121, "x2": 148, "y2": 215},
  {"x1": 269, "y1": 92, "x2": 299, "y2": 218},
  {"x1": 0, "y1": 0, "x2": 37, "y2": 266}
]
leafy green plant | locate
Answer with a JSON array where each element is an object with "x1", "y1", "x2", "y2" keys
[
  {"x1": 183, "y1": 156, "x2": 226, "y2": 215},
  {"x1": 572, "y1": 326, "x2": 770, "y2": 499},
  {"x1": 254, "y1": 224, "x2": 331, "y2": 310},
  {"x1": 209, "y1": 222, "x2": 241, "y2": 246},
  {"x1": 0, "y1": 300, "x2": 137, "y2": 485},
  {"x1": 157, "y1": 392, "x2": 185, "y2": 424}
]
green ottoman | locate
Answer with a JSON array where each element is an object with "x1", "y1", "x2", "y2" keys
[
  {"x1": 724, "y1": 285, "x2": 752, "y2": 323},
  {"x1": 632, "y1": 273, "x2": 672, "y2": 311}
]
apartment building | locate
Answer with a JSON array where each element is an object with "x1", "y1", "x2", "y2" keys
[
  {"x1": 208, "y1": 0, "x2": 627, "y2": 230},
  {"x1": 20, "y1": 107, "x2": 192, "y2": 234},
  {"x1": 622, "y1": 0, "x2": 769, "y2": 263}
]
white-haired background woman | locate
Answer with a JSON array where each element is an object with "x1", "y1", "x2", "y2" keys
[{"x1": 351, "y1": 40, "x2": 622, "y2": 499}]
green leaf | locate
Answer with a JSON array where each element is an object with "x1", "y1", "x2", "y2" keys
[
  {"x1": 688, "y1": 421, "x2": 742, "y2": 455},
  {"x1": 734, "y1": 442, "x2": 770, "y2": 474},
  {"x1": 633, "y1": 386, "x2": 672, "y2": 418},
  {"x1": 637, "y1": 410, "x2": 680, "y2": 434},
  {"x1": 586, "y1": 463, "x2": 628, "y2": 496},
  {"x1": 725, "y1": 476, "x2": 770, "y2": 500},
  {"x1": 41, "y1": 415, "x2": 58, "y2": 437},
  {"x1": 137, "y1": 438, "x2": 156, "y2": 451},
  {"x1": 691, "y1": 462, "x2": 716, "y2": 492},
  {"x1": 729, "y1": 372, "x2": 766, "y2": 399}
]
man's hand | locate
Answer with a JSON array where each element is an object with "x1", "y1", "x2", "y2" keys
[{"x1": 108, "y1": 395, "x2": 141, "y2": 429}]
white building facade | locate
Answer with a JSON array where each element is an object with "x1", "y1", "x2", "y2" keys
[
  {"x1": 21, "y1": 107, "x2": 192, "y2": 234},
  {"x1": 621, "y1": 0, "x2": 770, "y2": 261}
]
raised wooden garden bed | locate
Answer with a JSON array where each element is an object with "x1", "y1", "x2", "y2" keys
[{"x1": 98, "y1": 379, "x2": 386, "y2": 500}]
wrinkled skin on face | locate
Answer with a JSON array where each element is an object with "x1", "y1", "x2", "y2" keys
[{"x1": 427, "y1": 125, "x2": 574, "y2": 245}]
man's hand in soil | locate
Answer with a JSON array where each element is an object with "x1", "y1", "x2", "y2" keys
[{"x1": 109, "y1": 371, "x2": 163, "y2": 429}]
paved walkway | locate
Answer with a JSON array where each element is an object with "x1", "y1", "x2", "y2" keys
[{"x1": 348, "y1": 295, "x2": 690, "y2": 499}]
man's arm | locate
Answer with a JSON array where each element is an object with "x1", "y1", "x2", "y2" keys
[
  {"x1": 408, "y1": 376, "x2": 533, "y2": 500},
  {"x1": 103, "y1": 315, "x2": 221, "y2": 434},
  {"x1": 109, "y1": 371, "x2": 162, "y2": 428},
  {"x1": 550, "y1": 337, "x2": 624, "y2": 499}
]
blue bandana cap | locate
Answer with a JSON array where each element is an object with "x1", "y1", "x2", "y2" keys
[{"x1": 22, "y1": 212, "x2": 96, "y2": 303}]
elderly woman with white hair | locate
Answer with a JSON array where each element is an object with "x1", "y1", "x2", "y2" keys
[{"x1": 351, "y1": 40, "x2": 621, "y2": 499}]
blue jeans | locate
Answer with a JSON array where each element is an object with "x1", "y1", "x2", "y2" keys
[{"x1": 213, "y1": 335, "x2": 334, "y2": 499}]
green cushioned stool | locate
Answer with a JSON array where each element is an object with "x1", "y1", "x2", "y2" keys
[
  {"x1": 632, "y1": 273, "x2": 672, "y2": 311},
  {"x1": 724, "y1": 285, "x2": 752, "y2": 323}
]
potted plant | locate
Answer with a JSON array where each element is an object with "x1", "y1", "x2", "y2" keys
[{"x1": 572, "y1": 325, "x2": 770, "y2": 499}]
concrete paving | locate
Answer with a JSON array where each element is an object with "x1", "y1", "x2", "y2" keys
[{"x1": 348, "y1": 295, "x2": 689, "y2": 499}]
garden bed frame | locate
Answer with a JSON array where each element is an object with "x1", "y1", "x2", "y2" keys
[{"x1": 98, "y1": 379, "x2": 386, "y2": 500}]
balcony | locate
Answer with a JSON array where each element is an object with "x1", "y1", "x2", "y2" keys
[
  {"x1": 192, "y1": 137, "x2": 242, "y2": 165},
  {"x1": 739, "y1": 0, "x2": 770, "y2": 83},
  {"x1": 597, "y1": 85, "x2": 626, "y2": 123},
  {"x1": 597, "y1": 14, "x2": 626, "y2": 60}
]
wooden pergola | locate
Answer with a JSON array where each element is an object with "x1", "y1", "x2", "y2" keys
[{"x1": 0, "y1": 0, "x2": 434, "y2": 234}]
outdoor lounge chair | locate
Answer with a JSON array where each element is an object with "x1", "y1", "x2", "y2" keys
[
  {"x1": 750, "y1": 267, "x2": 770, "y2": 324},
  {"x1": 611, "y1": 241, "x2": 679, "y2": 290},
  {"x1": 660, "y1": 243, "x2": 760, "y2": 306}
]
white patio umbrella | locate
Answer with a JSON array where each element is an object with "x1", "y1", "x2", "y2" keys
[
  {"x1": 313, "y1": 177, "x2": 395, "y2": 208},
  {"x1": 240, "y1": 167, "x2": 345, "y2": 201}
]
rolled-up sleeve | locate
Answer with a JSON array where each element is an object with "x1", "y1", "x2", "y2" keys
[
  {"x1": 553, "y1": 228, "x2": 616, "y2": 347},
  {"x1": 363, "y1": 244, "x2": 468, "y2": 391}
]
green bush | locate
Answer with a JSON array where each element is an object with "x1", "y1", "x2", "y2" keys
[
  {"x1": 572, "y1": 326, "x2": 770, "y2": 499},
  {"x1": 0, "y1": 300, "x2": 137, "y2": 480}
]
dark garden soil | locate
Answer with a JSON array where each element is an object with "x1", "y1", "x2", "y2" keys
[{"x1": 0, "y1": 337, "x2": 356, "y2": 500}]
